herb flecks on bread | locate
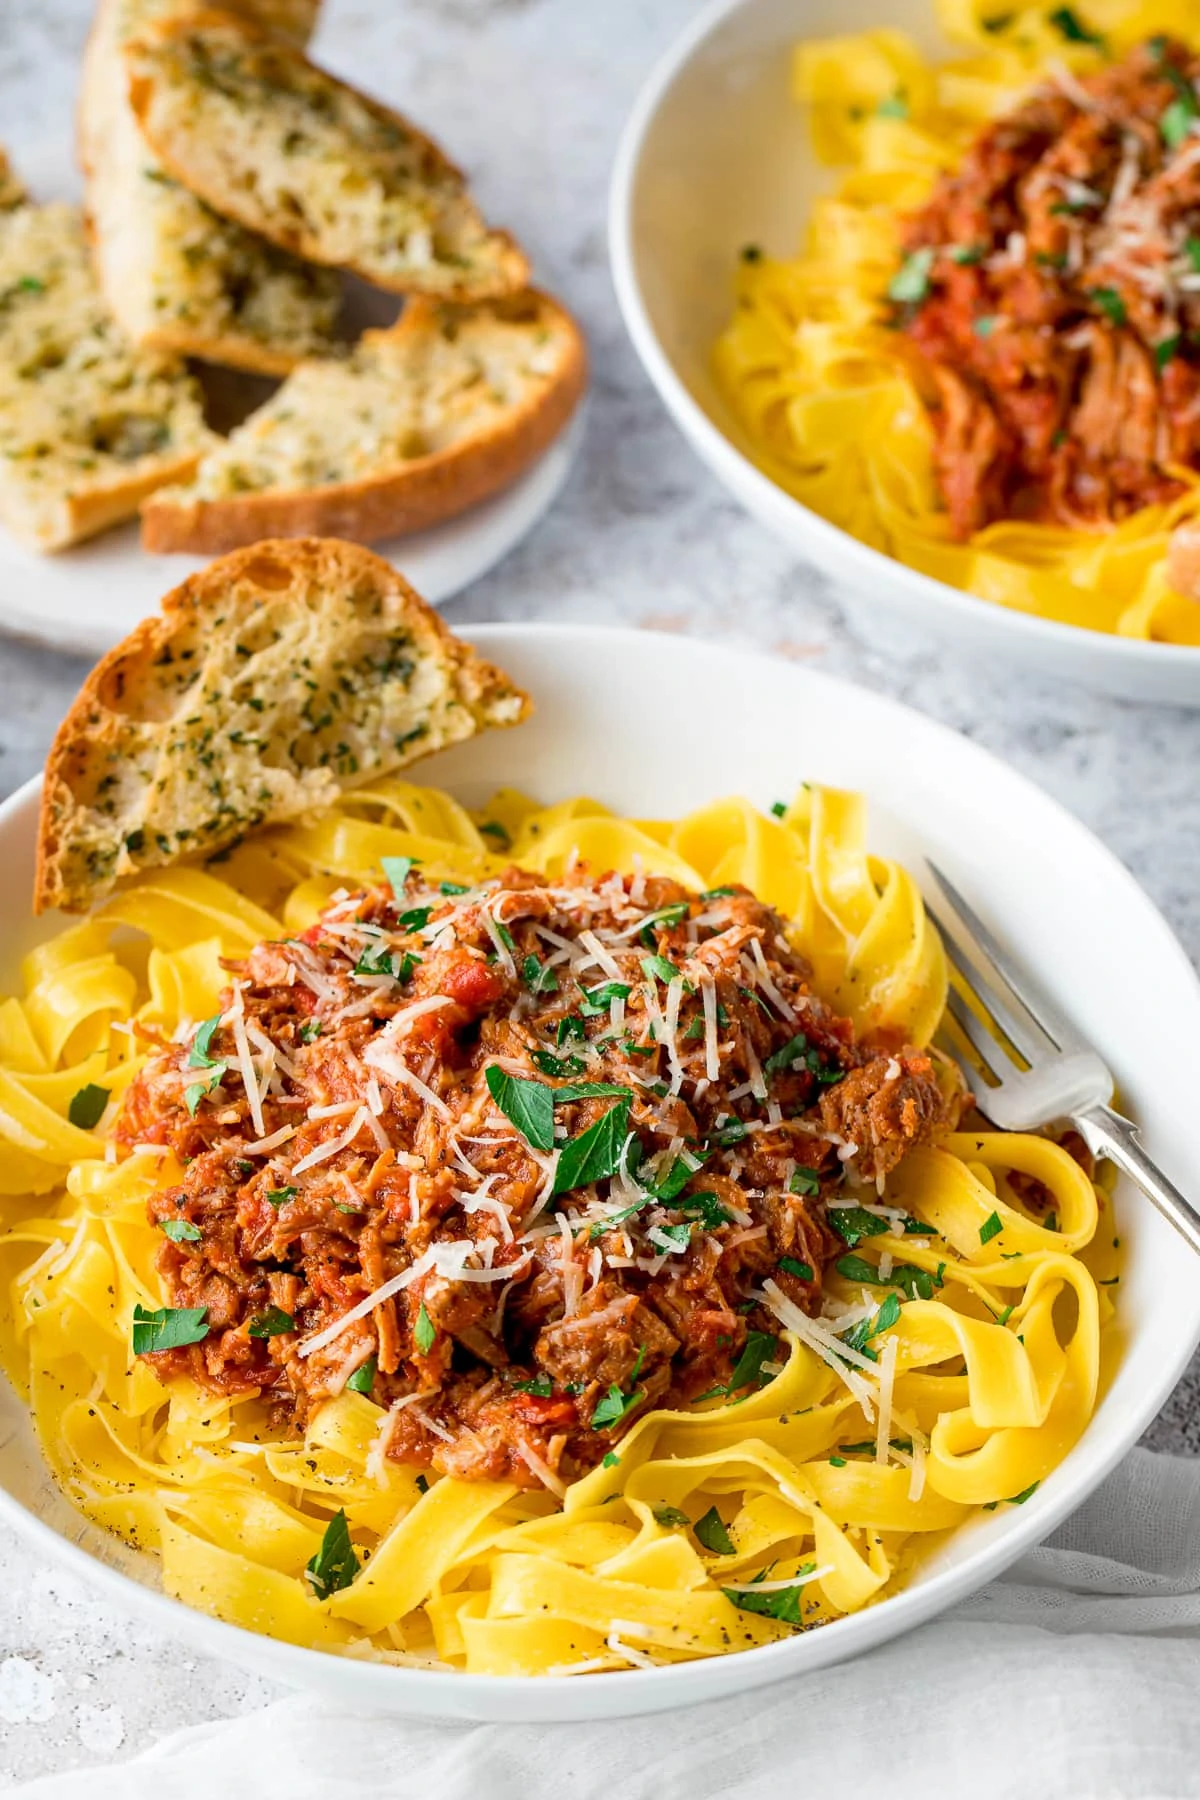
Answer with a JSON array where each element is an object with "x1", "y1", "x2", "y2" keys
[
  {"x1": 125, "y1": 8, "x2": 529, "y2": 300},
  {"x1": 0, "y1": 200, "x2": 215, "y2": 551},
  {"x1": 80, "y1": 0, "x2": 340, "y2": 377},
  {"x1": 35, "y1": 538, "x2": 531, "y2": 913},
  {"x1": 141, "y1": 289, "x2": 587, "y2": 552}
]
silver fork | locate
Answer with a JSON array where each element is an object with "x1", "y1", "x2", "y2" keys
[{"x1": 926, "y1": 861, "x2": 1200, "y2": 1257}]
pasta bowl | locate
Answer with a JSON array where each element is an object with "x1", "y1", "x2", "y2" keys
[
  {"x1": 1, "y1": 622, "x2": 1198, "y2": 1719},
  {"x1": 609, "y1": 0, "x2": 1200, "y2": 706}
]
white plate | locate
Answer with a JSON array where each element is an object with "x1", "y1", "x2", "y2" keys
[
  {"x1": 1, "y1": 623, "x2": 1199, "y2": 1720},
  {"x1": 0, "y1": 141, "x2": 585, "y2": 658},
  {"x1": 609, "y1": 0, "x2": 1200, "y2": 706}
]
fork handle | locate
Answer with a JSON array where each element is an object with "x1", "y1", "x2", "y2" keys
[{"x1": 1074, "y1": 1103, "x2": 1200, "y2": 1258}]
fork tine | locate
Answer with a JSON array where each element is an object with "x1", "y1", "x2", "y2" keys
[
  {"x1": 944, "y1": 986, "x2": 1010, "y2": 1080},
  {"x1": 928, "y1": 860, "x2": 1088, "y2": 1054},
  {"x1": 936, "y1": 1037, "x2": 998, "y2": 1117},
  {"x1": 925, "y1": 896, "x2": 1047, "y2": 1062}
]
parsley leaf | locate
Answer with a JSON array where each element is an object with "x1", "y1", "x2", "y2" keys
[
  {"x1": 485, "y1": 1064, "x2": 554, "y2": 1152},
  {"x1": 700, "y1": 885, "x2": 738, "y2": 900},
  {"x1": 839, "y1": 1292, "x2": 902, "y2": 1361},
  {"x1": 640, "y1": 953, "x2": 681, "y2": 985},
  {"x1": 1156, "y1": 333, "x2": 1182, "y2": 370},
  {"x1": 1047, "y1": 5, "x2": 1103, "y2": 45},
  {"x1": 591, "y1": 1371, "x2": 645, "y2": 1431},
  {"x1": 711, "y1": 1119, "x2": 747, "y2": 1148},
  {"x1": 578, "y1": 981, "x2": 632, "y2": 1015},
  {"x1": 509, "y1": 1373, "x2": 553, "y2": 1396},
  {"x1": 346, "y1": 1356, "x2": 376, "y2": 1396},
  {"x1": 160, "y1": 1218, "x2": 202, "y2": 1243},
  {"x1": 1162, "y1": 93, "x2": 1197, "y2": 150},
  {"x1": 397, "y1": 905, "x2": 433, "y2": 932},
  {"x1": 306, "y1": 1509, "x2": 359, "y2": 1598},
  {"x1": 440, "y1": 881, "x2": 469, "y2": 896},
  {"x1": 723, "y1": 1564, "x2": 816, "y2": 1626},
  {"x1": 132, "y1": 1304, "x2": 208, "y2": 1353},
  {"x1": 979, "y1": 1210, "x2": 1003, "y2": 1245},
  {"x1": 788, "y1": 1166, "x2": 820, "y2": 1196},
  {"x1": 876, "y1": 91, "x2": 908, "y2": 118},
  {"x1": 188, "y1": 1013, "x2": 223, "y2": 1069},
  {"x1": 602, "y1": 1451, "x2": 621, "y2": 1469},
  {"x1": 521, "y1": 953, "x2": 559, "y2": 995},
  {"x1": 553, "y1": 1098, "x2": 633, "y2": 1195},
  {"x1": 728, "y1": 1330, "x2": 779, "y2": 1393},
  {"x1": 1089, "y1": 286, "x2": 1127, "y2": 327},
  {"x1": 653, "y1": 1505, "x2": 691, "y2": 1528},
  {"x1": 248, "y1": 1306, "x2": 295, "y2": 1337},
  {"x1": 828, "y1": 1205, "x2": 888, "y2": 1248},
  {"x1": 888, "y1": 246, "x2": 935, "y2": 305},
  {"x1": 184, "y1": 1069, "x2": 225, "y2": 1116},
  {"x1": 266, "y1": 1186, "x2": 297, "y2": 1207},
  {"x1": 532, "y1": 1048, "x2": 585, "y2": 1078},
  {"x1": 779, "y1": 1256, "x2": 813, "y2": 1281},
  {"x1": 381, "y1": 855, "x2": 413, "y2": 896},
  {"x1": 694, "y1": 1505, "x2": 736, "y2": 1555},
  {"x1": 414, "y1": 1301, "x2": 436, "y2": 1354},
  {"x1": 68, "y1": 1083, "x2": 110, "y2": 1129},
  {"x1": 836, "y1": 1254, "x2": 936, "y2": 1299}
]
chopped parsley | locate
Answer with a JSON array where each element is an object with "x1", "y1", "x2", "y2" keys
[
  {"x1": 346, "y1": 1356, "x2": 376, "y2": 1396},
  {"x1": 298, "y1": 1020, "x2": 323, "y2": 1042},
  {"x1": 950, "y1": 244, "x2": 985, "y2": 265},
  {"x1": 188, "y1": 1013, "x2": 223, "y2": 1068},
  {"x1": 306, "y1": 1509, "x2": 359, "y2": 1598},
  {"x1": 1047, "y1": 6, "x2": 1104, "y2": 45},
  {"x1": 266, "y1": 1187, "x2": 297, "y2": 1207},
  {"x1": 640, "y1": 953, "x2": 682, "y2": 985},
  {"x1": 414, "y1": 1301, "x2": 436, "y2": 1354},
  {"x1": 973, "y1": 315, "x2": 998, "y2": 338},
  {"x1": 439, "y1": 881, "x2": 469, "y2": 896},
  {"x1": 1186, "y1": 235, "x2": 1200, "y2": 273},
  {"x1": 509, "y1": 1373, "x2": 553, "y2": 1396},
  {"x1": 710, "y1": 1119, "x2": 748, "y2": 1149},
  {"x1": 184, "y1": 1070, "x2": 225, "y2": 1116},
  {"x1": 415, "y1": 1473, "x2": 430, "y2": 1493},
  {"x1": 888, "y1": 246, "x2": 935, "y2": 306},
  {"x1": 694, "y1": 1505, "x2": 736, "y2": 1555},
  {"x1": 828, "y1": 1205, "x2": 888, "y2": 1249},
  {"x1": 653, "y1": 1506, "x2": 691, "y2": 1529},
  {"x1": 700, "y1": 885, "x2": 738, "y2": 900},
  {"x1": 649, "y1": 1221, "x2": 693, "y2": 1253},
  {"x1": 764, "y1": 1032, "x2": 840, "y2": 1084},
  {"x1": 1162, "y1": 92, "x2": 1197, "y2": 150},
  {"x1": 779, "y1": 1256, "x2": 814, "y2": 1281},
  {"x1": 68, "y1": 1083, "x2": 110, "y2": 1129},
  {"x1": 160, "y1": 1218, "x2": 202, "y2": 1243},
  {"x1": 679, "y1": 1191, "x2": 734, "y2": 1231},
  {"x1": 591, "y1": 1347, "x2": 646, "y2": 1431},
  {"x1": 979, "y1": 1210, "x2": 1003, "y2": 1245},
  {"x1": 478, "y1": 820, "x2": 510, "y2": 848},
  {"x1": 788, "y1": 1166, "x2": 820, "y2": 1196},
  {"x1": 1157, "y1": 332, "x2": 1182, "y2": 370},
  {"x1": 836, "y1": 1254, "x2": 938, "y2": 1299},
  {"x1": 1089, "y1": 286, "x2": 1127, "y2": 327},
  {"x1": 839, "y1": 1292, "x2": 901, "y2": 1362},
  {"x1": 485, "y1": 1064, "x2": 554, "y2": 1152},
  {"x1": 723, "y1": 1564, "x2": 816, "y2": 1626},
  {"x1": 248, "y1": 1307, "x2": 295, "y2": 1337},
  {"x1": 132, "y1": 1303, "x2": 208, "y2": 1353},
  {"x1": 380, "y1": 855, "x2": 413, "y2": 895},
  {"x1": 602, "y1": 1451, "x2": 621, "y2": 1469},
  {"x1": 578, "y1": 981, "x2": 632, "y2": 1016},
  {"x1": 769, "y1": 800, "x2": 788, "y2": 819},
  {"x1": 521, "y1": 953, "x2": 559, "y2": 995},
  {"x1": 876, "y1": 92, "x2": 908, "y2": 118},
  {"x1": 397, "y1": 905, "x2": 434, "y2": 933}
]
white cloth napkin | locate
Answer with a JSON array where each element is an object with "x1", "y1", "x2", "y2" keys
[{"x1": 20, "y1": 1447, "x2": 1200, "y2": 1800}]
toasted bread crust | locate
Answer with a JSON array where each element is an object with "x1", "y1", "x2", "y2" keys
[
  {"x1": 35, "y1": 538, "x2": 530, "y2": 913},
  {"x1": 126, "y1": 8, "x2": 529, "y2": 300},
  {"x1": 141, "y1": 291, "x2": 587, "y2": 553}
]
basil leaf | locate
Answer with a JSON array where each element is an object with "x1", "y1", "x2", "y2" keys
[
  {"x1": 414, "y1": 1301, "x2": 436, "y2": 1354},
  {"x1": 1089, "y1": 285, "x2": 1127, "y2": 327},
  {"x1": 876, "y1": 91, "x2": 908, "y2": 118},
  {"x1": 1047, "y1": 5, "x2": 1103, "y2": 44},
  {"x1": 648, "y1": 1150, "x2": 708, "y2": 1202},
  {"x1": 788, "y1": 1166, "x2": 820, "y2": 1196},
  {"x1": 485, "y1": 1064, "x2": 554, "y2": 1152},
  {"x1": 640, "y1": 954, "x2": 681, "y2": 985},
  {"x1": 711, "y1": 1119, "x2": 747, "y2": 1148},
  {"x1": 723, "y1": 1564, "x2": 816, "y2": 1625},
  {"x1": 680, "y1": 1191, "x2": 733, "y2": 1231},
  {"x1": 694, "y1": 1505, "x2": 735, "y2": 1555},
  {"x1": 521, "y1": 953, "x2": 559, "y2": 994},
  {"x1": 699, "y1": 885, "x2": 738, "y2": 900},
  {"x1": 553, "y1": 1099, "x2": 632, "y2": 1195},
  {"x1": 397, "y1": 905, "x2": 434, "y2": 932},
  {"x1": 648, "y1": 1221, "x2": 693, "y2": 1253},
  {"x1": 588, "y1": 1195, "x2": 651, "y2": 1241},
  {"x1": 306, "y1": 1509, "x2": 359, "y2": 1598},
  {"x1": 552, "y1": 1082, "x2": 632, "y2": 1103},
  {"x1": 266, "y1": 1186, "x2": 297, "y2": 1207},
  {"x1": 478, "y1": 820, "x2": 510, "y2": 847},
  {"x1": 381, "y1": 855, "x2": 413, "y2": 896},
  {"x1": 188, "y1": 1013, "x2": 223, "y2": 1069},
  {"x1": 346, "y1": 1356, "x2": 376, "y2": 1396},
  {"x1": 160, "y1": 1218, "x2": 202, "y2": 1243},
  {"x1": 556, "y1": 1015, "x2": 587, "y2": 1047},
  {"x1": 184, "y1": 1068, "x2": 226, "y2": 1116},
  {"x1": 764, "y1": 1032, "x2": 810, "y2": 1076},
  {"x1": 132, "y1": 1303, "x2": 208, "y2": 1353},
  {"x1": 248, "y1": 1306, "x2": 295, "y2": 1337},
  {"x1": 509, "y1": 1373, "x2": 553, "y2": 1396},
  {"x1": 440, "y1": 881, "x2": 469, "y2": 896},
  {"x1": 779, "y1": 1256, "x2": 813, "y2": 1281},
  {"x1": 1162, "y1": 94, "x2": 1197, "y2": 149},
  {"x1": 68, "y1": 1083, "x2": 110, "y2": 1129}
]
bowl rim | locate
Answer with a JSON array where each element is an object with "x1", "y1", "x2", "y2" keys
[
  {"x1": 3, "y1": 618, "x2": 1199, "y2": 1715},
  {"x1": 607, "y1": 0, "x2": 1200, "y2": 673}
]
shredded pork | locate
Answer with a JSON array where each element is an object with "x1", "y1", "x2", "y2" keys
[{"x1": 120, "y1": 862, "x2": 959, "y2": 1488}]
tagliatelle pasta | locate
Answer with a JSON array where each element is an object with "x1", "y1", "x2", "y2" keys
[
  {"x1": 0, "y1": 781, "x2": 1118, "y2": 1674},
  {"x1": 713, "y1": 0, "x2": 1200, "y2": 646}
]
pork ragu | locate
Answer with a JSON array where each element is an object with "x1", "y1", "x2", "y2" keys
[
  {"x1": 895, "y1": 36, "x2": 1200, "y2": 538},
  {"x1": 119, "y1": 860, "x2": 960, "y2": 1492}
]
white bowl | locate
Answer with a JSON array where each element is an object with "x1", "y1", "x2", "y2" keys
[
  {"x1": 609, "y1": 0, "x2": 1200, "y2": 707},
  {"x1": 2, "y1": 623, "x2": 1198, "y2": 1720}
]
